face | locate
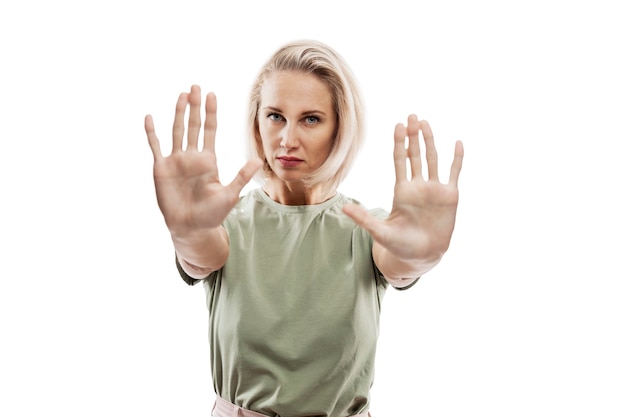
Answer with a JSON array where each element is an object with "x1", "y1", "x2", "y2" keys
[{"x1": 257, "y1": 71, "x2": 337, "y2": 185}]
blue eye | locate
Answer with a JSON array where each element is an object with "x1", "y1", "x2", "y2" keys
[
  {"x1": 268, "y1": 113, "x2": 284, "y2": 122},
  {"x1": 304, "y1": 116, "x2": 319, "y2": 125}
]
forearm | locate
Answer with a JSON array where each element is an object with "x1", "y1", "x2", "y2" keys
[
  {"x1": 171, "y1": 226, "x2": 229, "y2": 279},
  {"x1": 373, "y1": 241, "x2": 444, "y2": 288}
]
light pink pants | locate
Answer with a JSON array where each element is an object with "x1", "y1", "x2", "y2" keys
[{"x1": 212, "y1": 396, "x2": 371, "y2": 417}]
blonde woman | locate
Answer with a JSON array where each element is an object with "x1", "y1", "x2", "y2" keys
[{"x1": 144, "y1": 39, "x2": 463, "y2": 417}]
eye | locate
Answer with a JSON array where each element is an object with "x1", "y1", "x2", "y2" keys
[
  {"x1": 304, "y1": 115, "x2": 320, "y2": 125},
  {"x1": 267, "y1": 112, "x2": 284, "y2": 122}
]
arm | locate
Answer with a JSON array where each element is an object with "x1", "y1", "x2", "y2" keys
[
  {"x1": 145, "y1": 85, "x2": 262, "y2": 279},
  {"x1": 343, "y1": 115, "x2": 463, "y2": 288},
  {"x1": 172, "y1": 226, "x2": 230, "y2": 279}
]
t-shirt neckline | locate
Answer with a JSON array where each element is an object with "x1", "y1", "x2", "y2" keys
[{"x1": 254, "y1": 188, "x2": 343, "y2": 213}]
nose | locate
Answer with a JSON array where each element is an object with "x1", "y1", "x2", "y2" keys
[{"x1": 279, "y1": 123, "x2": 299, "y2": 149}]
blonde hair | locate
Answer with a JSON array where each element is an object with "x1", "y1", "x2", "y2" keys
[{"x1": 247, "y1": 39, "x2": 365, "y2": 190}]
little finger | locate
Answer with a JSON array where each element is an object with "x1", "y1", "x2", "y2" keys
[{"x1": 144, "y1": 115, "x2": 163, "y2": 160}]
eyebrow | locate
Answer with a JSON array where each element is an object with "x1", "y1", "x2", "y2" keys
[{"x1": 262, "y1": 106, "x2": 327, "y2": 116}]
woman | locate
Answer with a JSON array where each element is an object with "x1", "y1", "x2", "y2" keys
[{"x1": 144, "y1": 40, "x2": 463, "y2": 417}]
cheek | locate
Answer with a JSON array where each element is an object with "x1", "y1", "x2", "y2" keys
[
  {"x1": 321, "y1": 129, "x2": 336, "y2": 154},
  {"x1": 257, "y1": 123, "x2": 270, "y2": 145},
  {"x1": 259, "y1": 131, "x2": 273, "y2": 151},
  {"x1": 258, "y1": 120, "x2": 277, "y2": 142}
]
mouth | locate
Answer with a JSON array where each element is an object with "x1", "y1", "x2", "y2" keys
[{"x1": 277, "y1": 156, "x2": 304, "y2": 168}]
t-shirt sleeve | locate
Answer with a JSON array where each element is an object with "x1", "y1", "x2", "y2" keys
[
  {"x1": 391, "y1": 276, "x2": 420, "y2": 291},
  {"x1": 175, "y1": 254, "x2": 202, "y2": 286},
  {"x1": 367, "y1": 208, "x2": 390, "y2": 289}
]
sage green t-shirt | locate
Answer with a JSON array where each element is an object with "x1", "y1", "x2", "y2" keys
[{"x1": 178, "y1": 189, "x2": 391, "y2": 417}]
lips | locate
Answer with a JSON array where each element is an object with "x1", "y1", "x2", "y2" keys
[{"x1": 277, "y1": 156, "x2": 303, "y2": 168}]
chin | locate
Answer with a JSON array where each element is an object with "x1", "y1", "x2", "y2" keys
[{"x1": 270, "y1": 170, "x2": 307, "y2": 184}]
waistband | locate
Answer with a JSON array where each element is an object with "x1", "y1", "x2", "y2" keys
[{"x1": 211, "y1": 396, "x2": 371, "y2": 417}]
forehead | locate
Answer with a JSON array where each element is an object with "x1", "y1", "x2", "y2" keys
[{"x1": 260, "y1": 71, "x2": 333, "y2": 110}]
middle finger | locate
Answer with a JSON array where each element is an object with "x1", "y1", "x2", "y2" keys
[
  {"x1": 406, "y1": 114, "x2": 423, "y2": 180},
  {"x1": 187, "y1": 85, "x2": 202, "y2": 150}
]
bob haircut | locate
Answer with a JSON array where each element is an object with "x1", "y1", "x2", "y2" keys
[{"x1": 247, "y1": 39, "x2": 365, "y2": 190}]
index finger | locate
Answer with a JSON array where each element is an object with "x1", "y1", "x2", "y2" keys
[{"x1": 449, "y1": 140, "x2": 464, "y2": 186}]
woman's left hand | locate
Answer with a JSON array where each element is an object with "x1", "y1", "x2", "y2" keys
[{"x1": 343, "y1": 114, "x2": 463, "y2": 266}]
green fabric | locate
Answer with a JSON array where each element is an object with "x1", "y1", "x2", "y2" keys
[{"x1": 178, "y1": 189, "x2": 389, "y2": 417}]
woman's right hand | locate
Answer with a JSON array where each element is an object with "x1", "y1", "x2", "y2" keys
[{"x1": 144, "y1": 85, "x2": 263, "y2": 238}]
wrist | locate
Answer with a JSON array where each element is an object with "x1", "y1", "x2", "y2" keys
[{"x1": 170, "y1": 226, "x2": 229, "y2": 273}]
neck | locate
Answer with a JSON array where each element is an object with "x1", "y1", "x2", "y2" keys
[{"x1": 263, "y1": 179, "x2": 336, "y2": 206}]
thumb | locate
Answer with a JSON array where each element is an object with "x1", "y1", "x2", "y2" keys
[
  {"x1": 343, "y1": 203, "x2": 384, "y2": 241},
  {"x1": 226, "y1": 158, "x2": 264, "y2": 195}
]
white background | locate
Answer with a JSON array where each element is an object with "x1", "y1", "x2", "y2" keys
[{"x1": 1, "y1": 0, "x2": 625, "y2": 416}]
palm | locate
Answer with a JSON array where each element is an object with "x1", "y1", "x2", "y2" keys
[
  {"x1": 384, "y1": 175, "x2": 460, "y2": 260},
  {"x1": 344, "y1": 115, "x2": 463, "y2": 261},
  {"x1": 145, "y1": 86, "x2": 262, "y2": 236},
  {"x1": 152, "y1": 149, "x2": 232, "y2": 231}
]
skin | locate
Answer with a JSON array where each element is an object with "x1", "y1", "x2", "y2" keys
[
  {"x1": 343, "y1": 116, "x2": 464, "y2": 285},
  {"x1": 144, "y1": 77, "x2": 464, "y2": 285},
  {"x1": 258, "y1": 71, "x2": 337, "y2": 206},
  {"x1": 144, "y1": 86, "x2": 262, "y2": 276}
]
